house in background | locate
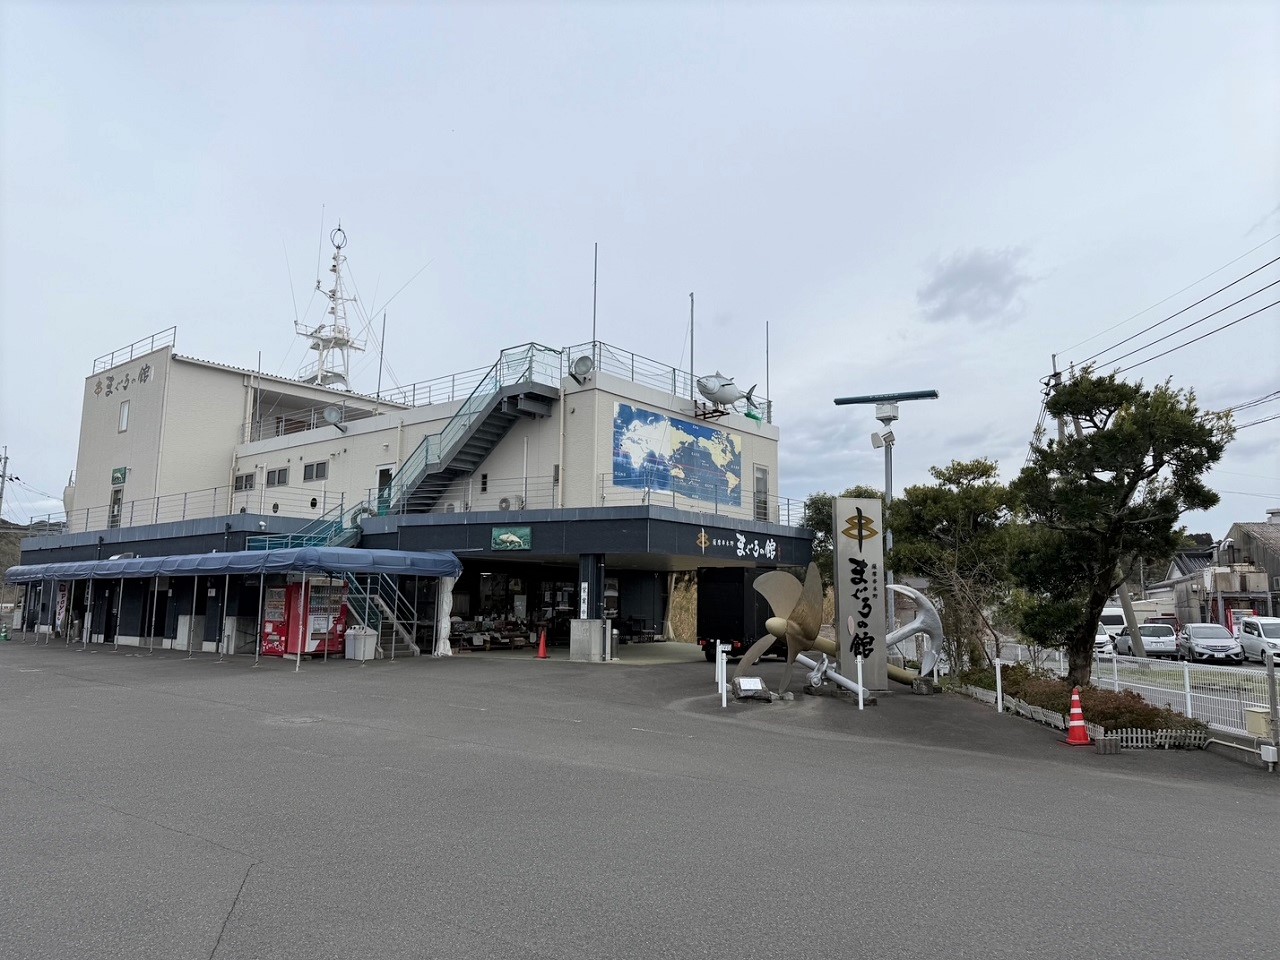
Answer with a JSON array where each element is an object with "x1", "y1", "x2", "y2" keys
[{"x1": 1146, "y1": 511, "x2": 1278, "y2": 626}]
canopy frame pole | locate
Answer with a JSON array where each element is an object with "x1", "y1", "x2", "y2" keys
[
  {"x1": 216, "y1": 573, "x2": 229, "y2": 663},
  {"x1": 112, "y1": 576, "x2": 123, "y2": 652},
  {"x1": 295, "y1": 575, "x2": 305, "y2": 673},
  {"x1": 147, "y1": 575, "x2": 159, "y2": 656},
  {"x1": 187, "y1": 575, "x2": 199, "y2": 659},
  {"x1": 254, "y1": 572, "x2": 264, "y2": 666},
  {"x1": 83, "y1": 580, "x2": 93, "y2": 649}
]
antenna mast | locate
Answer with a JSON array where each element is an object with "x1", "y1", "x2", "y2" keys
[{"x1": 296, "y1": 224, "x2": 365, "y2": 390}]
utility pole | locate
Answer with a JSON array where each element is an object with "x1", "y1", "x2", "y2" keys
[{"x1": 0, "y1": 446, "x2": 9, "y2": 522}]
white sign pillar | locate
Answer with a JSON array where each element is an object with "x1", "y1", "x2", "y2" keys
[{"x1": 833, "y1": 497, "x2": 887, "y2": 692}]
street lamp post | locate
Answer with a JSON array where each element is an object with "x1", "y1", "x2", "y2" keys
[{"x1": 833, "y1": 390, "x2": 939, "y2": 631}]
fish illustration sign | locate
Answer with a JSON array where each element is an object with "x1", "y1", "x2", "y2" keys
[
  {"x1": 833, "y1": 497, "x2": 887, "y2": 691},
  {"x1": 491, "y1": 526, "x2": 532, "y2": 551}
]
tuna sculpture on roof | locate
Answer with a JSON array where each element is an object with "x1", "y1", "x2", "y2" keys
[{"x1": 696, "y1": 371, "x2": 758, "y2": 409}]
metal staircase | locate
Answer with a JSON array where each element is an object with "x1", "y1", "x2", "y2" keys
[
  {"x1": 344, "y1": 572, "x2": 420, "y2": 657},
  {"x1": 246, "y1": 497, "x2": 370, "y2": 551},
  {"x1": 385, "y1": 343, "x2": 561, "y2": 515}
]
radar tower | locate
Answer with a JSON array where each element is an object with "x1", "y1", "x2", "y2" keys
[{"x1": 296, "y1": 224, "x2": 365, "y2": 389}]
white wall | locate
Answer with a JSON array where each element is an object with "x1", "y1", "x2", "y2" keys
[
  {"x1": 232, "y1": 400, "x2": 462, "y2": 518},
  {"x1": 72, "y1": 347, "x2": 173, "y2": 525},
  {"x1": 560, "y1": 371, "x2": 779, "y2": 519}
]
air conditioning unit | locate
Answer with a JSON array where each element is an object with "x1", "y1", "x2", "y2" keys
[
  {"x1": 444, "y1": 502, "x2": 456, "y2": 513},
  {"x1": 498, "y1": 497, "x2": 511, "y2": 511},
  {"x1": 497, "y1": 496, "x2": 525, "y2": 511}
]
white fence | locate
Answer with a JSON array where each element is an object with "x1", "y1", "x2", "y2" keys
[
  {"x1": 982, "y1": 641, "x2": 1277, "y2": 738},
  {"x1": 1091, "y1": 654, "x2": 1274, "y2": 737}
]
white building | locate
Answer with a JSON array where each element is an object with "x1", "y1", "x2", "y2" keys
[{"x1": 16, "y1": 326, "x2": 813, "y2": 659}]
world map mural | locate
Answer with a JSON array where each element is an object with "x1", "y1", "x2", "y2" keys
[{"x1": 612, "y1": 403, "x2": 742, "y2": 506}]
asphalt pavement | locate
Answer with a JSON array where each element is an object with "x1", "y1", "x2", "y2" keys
[{"x1": 1, "y1": 638, "x2": 1276, "y2": 960}]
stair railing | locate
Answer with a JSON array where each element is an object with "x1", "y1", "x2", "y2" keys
[{"x1": 386, "y1": 343, "x2": 561, "y2": 514}]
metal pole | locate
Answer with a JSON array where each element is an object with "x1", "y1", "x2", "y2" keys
[
  {"x1": 254, "y1": 572, "x2": 264, "y2": 665},
  {"x1": 1266, "y1": 655, "x2": 1279, "y2": 761},
  {"x1": 148, "y1": 575, "x2": 159, "y2": 655},
  {"x1": 994, "y1": 658, "x2": 1004, "y2": 712},
  {"x1": 112, "y1": 576, "x2": 123, "y2": 651},
  {"x1": 884, "y1": 437, "x2": 895, "y2": 630},
  {"x1": 217, "y1": 573, "x2": 230, "y2": 661},
  {"x1": 84, "y1": 580, "x2": 93, "y2": 648},
  {"x1": 856, "y1": 655, "x2": 864, "y2": 710},
  {"x1": 1183, "y1": 660, "x2": 1193, "y2": 718},
  {"x1": 187, "y1": 576, "x2": 199, "y2": 659},
  {"x1": 1112, "y1": 652, "x2": 1119, "y2": 692},
  {"x1": 296, "y1": 576, "x2": 305, "y2": 673},
  {"x1": 592, "y1": 242, "x2": 598, "y2": 343},
  {"x1": 689, "y1": 292, "x2": 694, "y2": 405}
]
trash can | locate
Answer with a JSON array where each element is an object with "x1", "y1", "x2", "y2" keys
[{"x1": 344, "y1": 627, "x2": 377, "y2": 661}]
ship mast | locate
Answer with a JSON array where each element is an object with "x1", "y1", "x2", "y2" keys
[{"x1": 296, "y1": 224, "x2": 364, "y2": 389}]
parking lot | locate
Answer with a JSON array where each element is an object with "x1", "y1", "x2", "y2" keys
[{"x1": 2, "y1": 639, "x2": 1276, "y2": 960}]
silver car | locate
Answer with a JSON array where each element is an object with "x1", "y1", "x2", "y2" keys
[
  {"x1": 1176, "y1": 623, "x2": 1245, "y2": 664},
  {"x1": 1237, "y1": 616, "x2": 1280, "y2": 665},
  {"x1": 1115, "y1": 623, "x2": 1177, "y2": 658}
]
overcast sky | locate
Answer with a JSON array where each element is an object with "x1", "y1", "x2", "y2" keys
[{"x1": 2, "y1": 1, "x2": 1277, "y2": 540}]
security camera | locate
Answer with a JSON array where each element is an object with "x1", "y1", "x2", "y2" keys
[{"x1": 258, "y1": 521, "x2": 267, "y2": 530}]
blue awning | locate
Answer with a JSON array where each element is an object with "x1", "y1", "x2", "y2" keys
[{"x1": 4, "y1": 546, "x2": 462, "y2": 584}]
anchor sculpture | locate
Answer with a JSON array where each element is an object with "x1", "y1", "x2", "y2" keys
[
  {"x1": 733, "y1": 565, "x2": 945, "y2": 696},
  {"x1": 883, "y1": 582, "x2": 946, "y2": 683}
]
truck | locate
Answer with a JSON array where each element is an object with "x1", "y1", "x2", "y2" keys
[{"x1": 695, "y1": 567, "x2": 787, "y2": 662}]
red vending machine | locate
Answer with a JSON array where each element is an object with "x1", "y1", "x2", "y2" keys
[{"x1": 260, "y1": 579, "x2": 349, "y2": 658}]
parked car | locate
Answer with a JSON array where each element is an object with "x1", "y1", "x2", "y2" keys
[
  {"x1": 1099, "y1": 607, "x2": 1127, "y2": 640},
  {"x1": 1094, "y1": 622, "x2": 1115, "y2": 657},
  {"x1": 1237, "y1": 616, "x2": 1280, "y2": 665},
  {"x1": 1176, "y1": 623, "x2": 1245, "y2": 664},
  {"x1": 1115, "y1": 623, "x2": 1177, "y2": 658}
]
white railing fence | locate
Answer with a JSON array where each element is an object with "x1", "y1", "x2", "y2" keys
[{"x1": 979, "y1": 641, "x2": 1277, "y2": 738}]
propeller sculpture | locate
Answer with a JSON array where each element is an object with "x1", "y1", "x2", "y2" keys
[
  {"x1": 734, "y1": 564, "x2": 948, "y2": 695},
  {"x1": 733, "y1": 562, "x2": 836, "y2": 693}
]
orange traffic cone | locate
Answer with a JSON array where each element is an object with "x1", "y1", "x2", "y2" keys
[
  {"x1": 536, "y1": 627, "x2": 549, "y2": 660},
  {"x1": 1065, "y1": 686, "x2": 1092, "y2": 746}
]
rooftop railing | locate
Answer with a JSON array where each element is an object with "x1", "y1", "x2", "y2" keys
[
  {"x1": 30, "y1": 467, "x2": 808, "y2": 539},
  {"x1": 93, "y1": 326, "x2": 177, "y2": 373}
]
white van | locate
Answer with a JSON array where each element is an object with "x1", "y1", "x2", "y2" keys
[{"x1": 1100, "y1": 607, "x2": 1127, "y2": 639}]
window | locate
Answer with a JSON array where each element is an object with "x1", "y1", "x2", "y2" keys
[
  {"x1": 753, "y1": 465, "x2": 770, "y2": 522},
  {"x1": 234, "y1": 473, "x2": 255, "y2": 492},
  {"x1": 480, "y1": 473, "x2": 488, "y2": 493},
  {"x1": 266, "y1": 468, "x2": 289, "y2": 487},
  {"x1": 118, "y1": 400, "x2": 130, "y2": 432},
  {"x1": 303, "y1": 461, "x2": 329, "y2": 482}
]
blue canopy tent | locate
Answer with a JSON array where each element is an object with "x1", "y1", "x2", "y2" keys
[
  {"x1": 6, "y1": 547, "x2": 462, "y2": 659},
  {"x1": 4, "y1": 546, "x2": 462, "y2": 583}
]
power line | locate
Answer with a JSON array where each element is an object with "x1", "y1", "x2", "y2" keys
[
  {"x1": 1236, "y1": 412, "x2": 1280, "y2": 430},
  {"x1": 1079, "y1": 256, "x2": 1280, "y2": 367},
  {"x1": 1094, "y1": 278, "x2": 1280, "y2": 369},
  {"x1": 1114, "y1": 297, "x2": 1280, "y2": 375},
  {"x1": 1228, "y1": 390, "x2": 1280, "y2": 413},
  {"x1": 1060, "y1": 231, "x2": 1280, "y2": 356}
]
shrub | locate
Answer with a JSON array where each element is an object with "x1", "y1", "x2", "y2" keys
[{"x1": 956, "y1": 666, "x2": 1205, "y2": 732}]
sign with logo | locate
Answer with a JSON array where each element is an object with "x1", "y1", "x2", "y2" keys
[
  {"x1": 110, "y1": 467, "x2": 127, "y2": 486},
  {"x1": 833, "y1": 497, "x2": 886, "y2": 691},
  {"x1": 491, "y1": 526, "x2": 532, "y2": 551}
]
